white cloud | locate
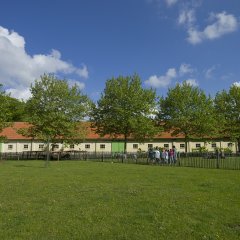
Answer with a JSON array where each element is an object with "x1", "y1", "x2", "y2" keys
[
  {"x1": 145, "y1": 68, "x2": 177, "y2": 88},
  {"x1": 76, "y1": 64, "x2": 89, "y2": 79},
  {"x1": 146, "y1": 63, "x2": 196, "y2": 88},
  {"x1": 187, "y1": 28, "x2": 202, "y2": 44},
  {"x1": 205, "y1": 65, "x2": 217, "y2": 79},
  {"x1": 178, "y1": 9, "x2": 196, "y2": 27},
  {"x1": 0, "y1": 26, "x2": 25, "y2": 48},
  {"x1": 68, "y1": 79, "x2": 85, "y2": 90},
  {"x1": 187, "y1": 12, "x2": 239, "y2": 44},
  {"x1": 165, "y1": 0, "x2": 178, "y2": 7},
  {"x1": 179, "y1": 63, "x2": 194, "y2": 76},
  {"x1": 232, "y1": 82, "x2": 240, "y2": 87},
  {"x1": 5, "y1": 88, "x2": 31, "y2": 101},
  {"x1": 184, "y1": 79, "x2": 198, "y2": 86},
  {"x1": 145, "y1": 0, "x2": 178, "y2": 7},
  {"x1": 0, "y1": 26, "x2": 88, "y2": 100}
]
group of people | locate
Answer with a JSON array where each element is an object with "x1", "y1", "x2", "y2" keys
[{"x1": 148, "y1": 146, "x2": 178, "y2": 165}]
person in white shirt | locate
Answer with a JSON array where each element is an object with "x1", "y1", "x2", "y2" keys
[{"x1": 154, "y1": 148, "x2": 160, "y2": 164}]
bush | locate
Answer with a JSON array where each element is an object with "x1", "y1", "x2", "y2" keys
[
  {"x1": 192, "y1": 146, "x2": 208, "y2": 153},
  {"x1": 223, "y1": 148, "x2": 233, "y2": 154}
]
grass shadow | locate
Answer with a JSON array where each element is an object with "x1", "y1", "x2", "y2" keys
[{"x1": 14, "y1": 164, "x2": 45, "y2": 168}]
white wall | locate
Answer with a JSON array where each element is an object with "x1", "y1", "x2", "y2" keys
[{"x1": 1, "y1": 140, "x2": 237, "y2": 153}]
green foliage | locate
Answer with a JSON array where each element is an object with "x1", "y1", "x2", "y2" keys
[
  {"x1": 214, "y1": 147, "x2": 233, "y2": 154},
  {"x1": 159, "y1": 82, "x2": 217, "y2": 152},
  {"x1": 4, "y1": 96, "x2": 28, "y2": 122},
  {"x1": 215, "y1": 85, "x2": 240, "y2": 151},
  {"x1": 91, "y1": 74, "x2": 161, "y2": 151},
  {"x1": 22, "y1": 74, "x2": 90, "y2": 148},
  {"x1": 0, "y1": 161, "x2": 239, "y2": 239},
  {"x1": 192, "y1": 146, "x2": 208, "y2": 153},
  {"x1": 223, "y1": 148, "x2": 233, "y2": 154},
  {"x1": 0, "y1": 84, "x2": 12, "y2": 136}
]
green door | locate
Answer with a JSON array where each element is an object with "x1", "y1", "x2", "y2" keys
[{"x1": 111, "y1": 142, "x2": 124, "y2": 153}]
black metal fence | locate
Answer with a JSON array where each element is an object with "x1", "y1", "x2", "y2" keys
[
  {"x1": 0, "y1": 151, "x2": 148, "y2": 164},
  {"x1": 178, "y1": 152, "x2": 240, "y2": 170},
  {"x1": 0, "y1": 151, "x2": 240, "y2": 170}
]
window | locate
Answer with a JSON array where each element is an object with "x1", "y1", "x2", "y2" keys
[
  {"x1": 39, "y1": 144, "x2": 44, "y2": 149},
  {"x1": 211, "y1": 143, "x2": 217, "y2": 148},
  {"x1": 196, "y1": 144, "x2": 201, "y2": 148},
  {"x1": 228, "y1": 143, "x2": 233, "y2": 148},
  {"x1": 180, "y1": 144, "x2": 185, "y2": 149},
  {"x1": 148, "y1": 144, "x2": 153, "y2": 149},
  {"x1": 70, "y1": 144, "x2": 74, "y2": 149},
  {"x1": 164, "y1": 144, "x2": 169, "y2": 148},
  {"x1": 85, "y1": 144, "x2": 90, "y2": 149},
  {"x1": 23, "y1": 145, "x2": 28, "y2": 149},
  {"x1": 133, "y1": 144, "x2": 138, "y2": 149},
  {"x1": 8, "y1": 145, "x2": 13, "y2": 150},
  {"x1": 100, "y1": 144, "x2": 105, "y2": 149},
  {"x1": 53, "y1": 144, "x2": 59, "y2": 149}
]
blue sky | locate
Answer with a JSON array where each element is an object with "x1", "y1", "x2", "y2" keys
[{"x1": 0, "y1": 0, "x2": 239, "y2": 101}]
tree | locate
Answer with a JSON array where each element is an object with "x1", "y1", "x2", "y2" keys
[
  {"x1": 158, "y1": 82, "x2": 217, "y2": 152},
  {"x1": 4, "y1": 96, "x2": 28, "y2": 122},
  {"x1": 22, "y1": 74, "x2": 90, "y2": 165},
  {"x1": 0, "y1": 84, "x2": 12, "y2": 137},
  {"x1": 90, "y1": 74, "x2": 161, "y2": 152},
  {"x1": 215, "y1": 84, "x2": 240, "y2": 152}
]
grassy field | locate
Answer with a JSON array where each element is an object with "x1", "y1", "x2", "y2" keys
[{"x1": 0, "y1": 161, "x2": 239, "y2": 240}]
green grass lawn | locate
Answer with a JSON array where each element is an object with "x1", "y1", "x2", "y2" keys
[{"x1": 0, "y1": 161, "x2": 239, "y2": 240}]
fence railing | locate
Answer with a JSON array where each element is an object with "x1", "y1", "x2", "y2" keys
[
  {"x1": 178, "y1": 152, "x2": 240, "y2": 170},
  {"x1": 0, "y1": 151, "x2": 240, "y2": 170},
  {"x1": 0, "y1": 151, "x2": 148, "y2": 164}
]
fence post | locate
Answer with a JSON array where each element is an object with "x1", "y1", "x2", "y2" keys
[{"x1": 216, "y1": 149, "x2": 220, "y2": 169}]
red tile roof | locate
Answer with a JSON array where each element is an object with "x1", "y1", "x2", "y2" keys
[
  {"x1": 0, "y1": 122, "x2": 32, "y2": 140},
  {"x1": 0, "y1": 122, "x2": 185, "y2": 140}
]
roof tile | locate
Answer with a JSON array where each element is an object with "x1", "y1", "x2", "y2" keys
[{"x1": 0, "y1": 122, "x2": 185, "y2": 140}]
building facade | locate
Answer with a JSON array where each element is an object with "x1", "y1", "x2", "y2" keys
[{"x1": 0, "y1": 122, "x2": 238, "y2": 153}]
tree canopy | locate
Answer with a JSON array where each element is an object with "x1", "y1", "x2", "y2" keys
[
  {"x1": 158, "y1": 82, "x2": 217, "y2": 152},
  {"x1": 21, "y1": 74, "x2": 90, "y2": 163},
  {"x1": 4, "y1": 96, "x2": 28, "y2": 122},
  {"x1": 0, "y1": 84, "x2": 12, "y2": 136},
  {"x1": 1, "y1": 73, "x2": 240, "y2": 153},
  {"x1": 215, "y1": 84, "x2": 240, "y2": 152},
  {"x1": 90, "y1": 74, "x2": 161, "y2": 152}
]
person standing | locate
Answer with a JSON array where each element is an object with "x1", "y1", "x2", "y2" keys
[
  {"x1": 173, "y1": 146, "x2": 177, "y2": 164},
  {"x1": 161, "y1": 149, "x2": 166, "y2": 164},
  {"x1": 165, "y1": 149, "x2": 169, "y2": 164},
  {"x1": 169, "y1": 148, "x2": 174, "y2": 165},
  {"x1": 148, "y1": 148, "x2": 155, "y2": 164},
  {"x1": 154, "y1": 148, "x2": 160, "y2": 164}
]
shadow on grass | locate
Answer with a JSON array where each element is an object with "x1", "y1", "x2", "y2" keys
[{"x1": 14, "y1": 164, "x2": 45, "y2": 168}]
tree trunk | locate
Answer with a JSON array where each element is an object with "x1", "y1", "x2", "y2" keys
[
  {"x1": 237, "y1": 138, "x2": 240, "y2": 153},
  {"x1": 45, "y1": 138, "x2": 50, "y2": 167},
  {"x1": 124, "y1": 135, "x2": 127, "y2": 154},
  {"x1": 184, "y1": 137, "x2": 188, "y2": 153},
  {"x1": 30, "y1": 139, "x2": 33, "y2": 152}
]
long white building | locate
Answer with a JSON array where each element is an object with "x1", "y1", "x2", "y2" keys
[{"x1": 0, "y1": 122, "x2": 238, "y2": 153}]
